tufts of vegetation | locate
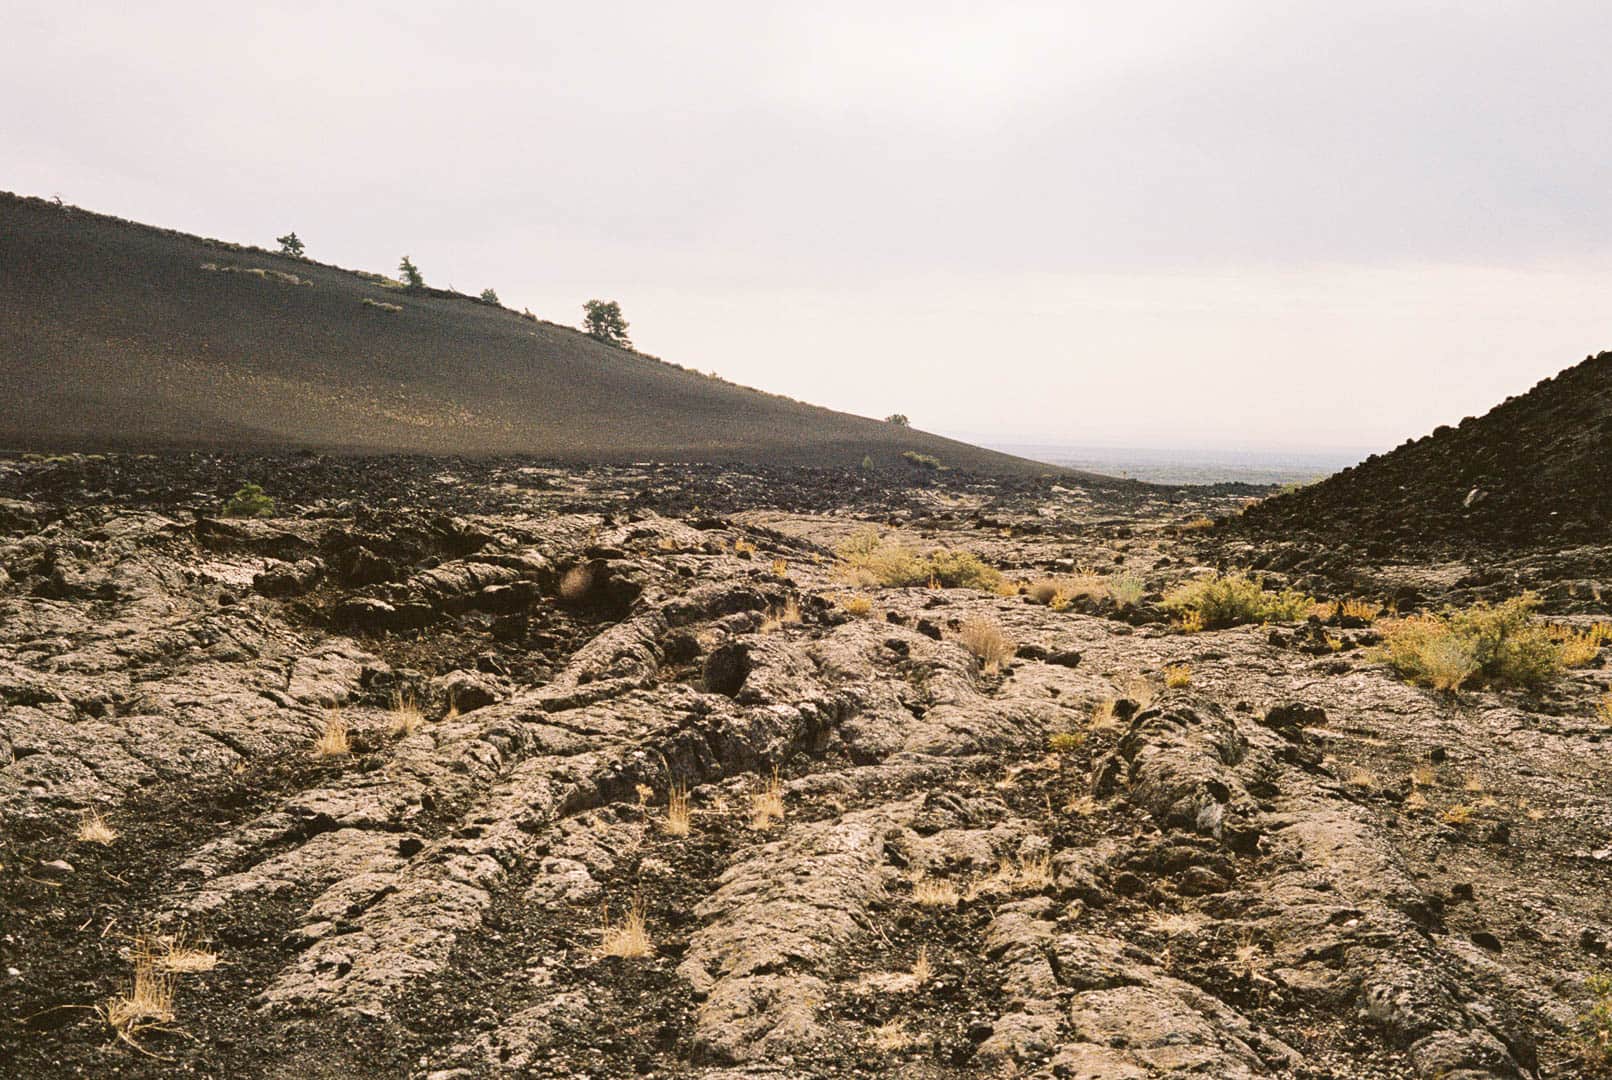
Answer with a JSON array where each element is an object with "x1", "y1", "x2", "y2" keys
[
  {"x1": 1552, "y1": 621, "x2": 1612, "y2": 668},
  {"x1": 1161, "y1": 572, "x2": 1313, "y2": 629},
  {"x1": 479, "y1": 287, "x2": 499, "y2": 304},
  {"x1": 1578, "y1": 972, "x2": 1612, "y2": 1070},
  {"x1": 910, "y1": 874, "x2": 960, "y2": 908},
  {"x1": 1048, "y1": 730, "x2": 1085, "y2": 753},
  {"x1": 398, "y1": 255, "x2": 424, "y2": 288},
  {"x1": 100, "y1": 938, "x2": 177, "y2": 1047},
  {"x1": 1025, "y1": 572, "x2": 1145, "y2": 611},
  {"x1": 76, "y1": 808, "x2": 118, "y2": 845},
  {"x1": 885, "y1": 414, "x2": 911, "y2": 427},
  {"x1": 836, "y1": 528, "x2": 1001, "y2": 590},
  {"x1": 276, "y1": 231, "x2": 305, "y2": 257},
  {"x1": 749, "y1": 767, "x2": 786, "y2": 831},
  {"x1": 1374, "y1": 595, "x2": 1567, "y2": 691},
  {"x1": 388, "y1": 690, "x2": 424, "y2": 736},
  {"x1": 598, "y1": 897, "x2": 653, "y2": 958},
  {"x1": 361, "y1": 297, "x2": 402, "y2": 312},
  {"x1": 901, "y1": 450, "x2": 945, "y2": 471},
  {"x1": 1163, "y1": 664, "x2": 1192, "y2": 689},
  {"x1": 665, "y1": 782, "x2": 692, "y2": 837},
  {"x1": 957, "y1": 616, "x2": 1014, "y2": 674},
  {"x1": 860, "y1": 454, "x2": 876, "y2": 470},
  {"x1": 1600, "y1": 691, "x2": 1612, "y2": 726},
  {"x1": 583, "y1": 299, "x2": 632, "y2": 348},
  {"x1": 313, "y1": 710, "x2": 350, "y2": 757},
  {"x1": 222, "y1": 482, "x2": 274, "y2": 518}
]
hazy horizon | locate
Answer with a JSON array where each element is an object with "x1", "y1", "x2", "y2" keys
[{"x1": 8, "y1": 3, "x2": 1610, "y2": 453}]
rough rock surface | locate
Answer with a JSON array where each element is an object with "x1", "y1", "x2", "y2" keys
[{"x1": 2, "y1": 454, "x2": 1608, "y2": 1078}]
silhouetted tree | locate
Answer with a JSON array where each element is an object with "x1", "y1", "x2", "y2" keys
[
  {"x1": 583, "y1": 299, "x2": 631, "y2": 348},
  {"x1": 885, "y1": 414, "x2": 910, "y2": 427},
  {"x1": 277, "y1": 232, "x2": 305, "y2": 257},
  {"x1": 479, "y1": 288, "x2": 500, "y2": 304},
  {"x1": 398, "y1": 255, "x2": 423, "y2": 288}
]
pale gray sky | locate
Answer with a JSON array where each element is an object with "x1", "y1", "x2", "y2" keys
[{"x1": 7, "y1": 2, "x2": 1610, "y2": 451}]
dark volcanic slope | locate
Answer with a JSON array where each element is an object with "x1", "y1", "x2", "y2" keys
[
  {"x1": 0, "y1": 193, "x2": 1053, "y2": 474},
  {"x1": 1238, "y1": 350, "x2": 1612, "y2": 548}
]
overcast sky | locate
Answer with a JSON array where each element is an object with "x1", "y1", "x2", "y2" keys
[{"x1": 7, "y1": 2, "x2": 1611, "y2": 452}]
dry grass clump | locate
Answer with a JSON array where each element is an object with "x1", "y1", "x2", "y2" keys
[
  {"x1": 840, "y1": 594, "x2": 874, "y2": 617},
  {"x1": 1181, "y1": 516, "x2": 1217, "y2": 531},
  {"x1": 869, "y1": 1018, "x2": 914, "y2": 1052},
  {"x1": 732, "y1": 537, "x2": 758, "y2": 558},
  {"x1": 559, "y1": 565, "x2": 593, "y2": 601},
  {"x1": 598, "y1": 897, "x2": 653, "y2": 958},
  {"x1": 313, "y1": 710, "x2": 350, "y2": 757},
  {"x1": 77, "y1": 808, "x2": 118, "y2": 845},
  {"x1": 750, "y1": 768, "x2": 786, "y2": 831},
  {"x1": 1599, "y1": 691, "x2": 1612, "y2": 726},
  {"x1": 101, "y1": 939, "x2": 177, "y2": 1045},
  {"x1": 1442, "y1": 803, "x2": 1475, "y2": 825},
  {"x1": 1026, "y1": 572, "x2": 1145, "y2": 611},
  {"x1": 1374, "y1": 595, "x2": 1565, "y2": 691},
  {"x1": 770, "y1": 557, "x2": 789, "y2": 578},
  {"x1": 759, "y1": 598, "x2": 802, "y2": 632},
  {"x1": 957, "y1": 616, "x2": 1014, "y2": 674},
  {"x1": 836, "y1": 528, "x2": 1002, "y2": 591},
  {"x1": 360, "y1": 297, "x2": 403, "y2": 312},
  {"x1": 1147, "y1": 911, "x2": 1207, "y2": 936},
  {"x1": 153, "y1": 934, "x2": 218, "y2": 974},
  {"x1": 965, "y1": 853, "x2": 1052, "y2": 900},
  {"x1": 1089, "y1": 698, "x2": 1121, "y2": 731},
  {"x1": 911, "y1": 874, "x2": 961, "y2": 907},
  {"x1": 665, "y1": 782, "x2": 692, "y2": 837},
  {"x1": 1162, "y1": 573, "x2": 1314, "y2": 629},
  {"x1": 388, "y1": 689, "x2": 425, "y2": 736},
  {"x1": 910, "y1": 944, "x2": 933, "y2": 984},
  {"x1": 1163, "y1": 664, "x2": 1192, "y2": 689}
]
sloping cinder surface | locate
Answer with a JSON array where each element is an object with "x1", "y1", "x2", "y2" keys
[
  {"x1": 0, "y1": 192, "x2": 1058, "y2": 474},
  {"x1": 1237, "y1": 350, "x2": 1612, "y2": 547}
]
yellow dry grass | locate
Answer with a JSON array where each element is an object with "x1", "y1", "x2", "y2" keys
[
  {"x1": 750, "y1": 768, "x2": 786, "y2": 831},
  {"x1": 313, "y1": 710, "x2": 350, "y2": 757},
  {"x1": 665, "y1": 782, "x2": 692, "y2": 837},
  {"x1": 1163, "y1": 664, "x2": 1192, "y2": 689},
  {"x1": 388, "y1": 689, "x2": 424, "y2": 736},
  {"x1": 598, "y1": 897, "x2": 653, "y2": 958},
  {"x1": 910, "y1": 875, "x2": 961, "y2": 908},
  {"x1": 77, "y1": 808, "x2": 118, "y2": 845},
  {"x1": 101, "y1": 939, "x2": 177, "y2": 1045},
  {"x1": 759, "y1": 598, "x2": 802, "y2": 633},
  {"x1": 957, "y1": 616, "x2": 1014, "y2": 674}
]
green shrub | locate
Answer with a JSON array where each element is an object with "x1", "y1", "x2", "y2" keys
[
  {"x1": 901, "y1": 451, "x2": 944, "y2": 471},
  {"x1": 1161, "y1": 572, "x2": 1313, "y2": 629},
  {"x1": 1578, "y1": 972, "x2": 1612, "y2": 1070},
  {"x1": 276, "y1": 231, "x2": 305, "y2": 257},
  {"x1": 398, "y1": 255, "x2": 423, "y2": 288},
  {"x1": 479, "y1": 287, "x2": 499, "y2": 304},
  {"x1": 222, "y1": 482, "x2": 274, "y2": 518},
  {"x1": 583, "y1": 299, "x2": 632, "y2": 347},
  {"x1": 835, "y1": 528, "x2": 1001, "y2": 590},
  {"x1": 1375, "y1": 594, "x2": 1564, "y2": 691}
]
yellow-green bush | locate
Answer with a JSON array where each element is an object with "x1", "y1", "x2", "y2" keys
[
  {"x1": 1161, "y1": 573, "x2": 1313, "y2": 629},
  {"x1": 1374, "y1": 594, "x2": 1565, "y2": 691},
  {"x1": 835, "y1": 528, "x2": 1002, "y2": 590}
]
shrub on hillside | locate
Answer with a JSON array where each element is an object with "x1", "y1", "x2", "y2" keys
[
  {"x1": 276, "y1": 231, "x2": 305, "y2": 257},
  {"x1": 398, "y1": 255, "x2": 423, "y2": 289},
  {"x1": 583, "y1": 299, "x2": 632, "y2": 348},
  {"x1": 479, "y1": 288, "x2": 499, "y2": 304},
  {"x1": 1375, "y1": 594, "x2": 1565, "y2": 691},
  {"x1": 1161, "y1": 572, "x2": 1313, "y2": 629}
]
